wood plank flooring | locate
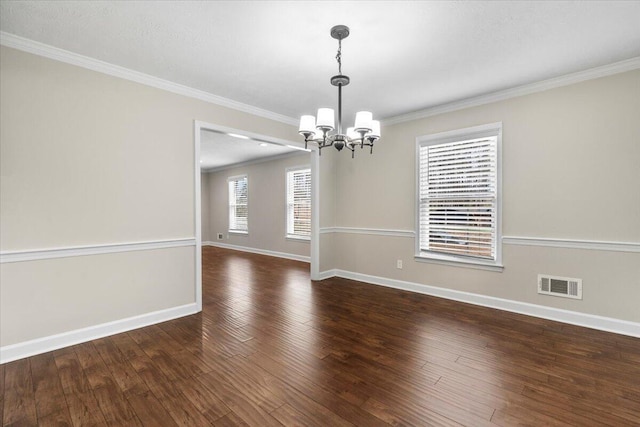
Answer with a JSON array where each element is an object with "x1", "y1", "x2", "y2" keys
[{"x1": 3, "y1": 245, "x2": 640, "y2": 426}]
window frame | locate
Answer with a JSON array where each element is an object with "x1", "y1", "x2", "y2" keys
[
  {"x1": 285, "y1": 166, "x2": 312, "y2": 241},
  {"x1": 228, "y1": 174, "x2": 248, "y2": 235},
  {"x1": 415, "y1": 122, "x2": 503, "y2": 271}
]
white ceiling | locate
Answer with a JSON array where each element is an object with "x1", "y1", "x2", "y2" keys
[
  {"x1": 2, "y1": 1, "x2": 640, "y2": 167},
  {"x1": 200, "y1": 130, "x2": 306, "y2": 171}
]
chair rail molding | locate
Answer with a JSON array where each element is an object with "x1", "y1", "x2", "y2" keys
[
  {"x1": 319, "y1": 228, "x2": 640, "y2": 253},
  {"x1": 502, "y1": 236, "x2": 640, "y2": 253},
  {"x1": 0, "y1": 238, "x2": 196, "y2": 263},
  {"x1": 320, "y1": 227, "x2": 415, "y2": 238}
]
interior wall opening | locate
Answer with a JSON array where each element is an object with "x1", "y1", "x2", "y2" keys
[{"x1": 194, "y1": 121, "x2": 320, "y2": 310}]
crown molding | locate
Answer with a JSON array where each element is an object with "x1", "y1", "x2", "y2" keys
[
  {"x1": 3, "y1": 31, "x2": 638, "y2": 130},
  {"x1": 384, "y1": 56, "x2": 640, "y2": 125},
  {"x1": 0, "y1": 31, "x2": 298, "y2": 126}
]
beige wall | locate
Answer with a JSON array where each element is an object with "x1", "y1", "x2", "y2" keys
[
  {"x1": 318, "y1": 148, "x2": 337, "y2": 272},
  {"x1": 203, "y1": 152, "x2": 311, "y2": 258},
  {"x1": 0, "y1": 247, "x2": 195, "y2": 345},
  {"x1": 201, "y1": 172, "x2": 211, "y2": 242},
  {"x1": 0, "y1": 46, "x2": 300, "y2": 348},
  {"x1": 1, "y1": 41, "x2": 638, "y2": 353},
  {"x1": 328, "y1": 70, "x2": 640, "y2": 322}
]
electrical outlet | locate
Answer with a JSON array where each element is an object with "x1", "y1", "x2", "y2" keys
[
  {"x1": 396, "y1": 259, "x2": 403, "y2": 269},
  {"x1": 217, "y1": 233, "x2": 223, "y2": 240}
]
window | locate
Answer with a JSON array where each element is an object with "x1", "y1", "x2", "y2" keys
[
  {"x1": 286, "y1": 167, "x2": 311, "y2": 240},
  {"x1": 416, "y1": 123, "x2": 502, "y2": 270},
  {"x1": 228, "y1": 175, "x2": 248, "y2": 233}
]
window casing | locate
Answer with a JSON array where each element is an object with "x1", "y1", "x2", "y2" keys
[
  {"x1": 286, "y1": 167, "x2": 311, "y2": 240},
  {"x1": 416, "y1": 123, "x2": 502, "y2": 270},
  {"x1": 228, "y1": 175, "x2": 248, "y2": 234}
]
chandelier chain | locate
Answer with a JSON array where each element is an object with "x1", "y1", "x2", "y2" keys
[{"x1": 336, "y1": 38, "x2": 342, "y2": 74}]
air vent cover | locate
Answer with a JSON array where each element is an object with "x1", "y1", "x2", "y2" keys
[{"x1": 538, "y1": 274, "x2": 582, "y2": 299}]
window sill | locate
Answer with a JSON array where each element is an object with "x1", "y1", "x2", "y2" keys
[
  {"x1": 414, "y1": 252, "x2": 504, "y2": 272},
  {"x1": 286, "y1": 235, "x2": 310, "y2": 242},
  {"x1": 228, "y1": 230, "x2": 248, "y2": 236}
]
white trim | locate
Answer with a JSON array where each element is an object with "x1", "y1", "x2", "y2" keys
[
  {"x1": 503, "y1": 236, "x2": 640, "y2": 253},
  {"x1": 316, "y1": 269, "x2": 338, "y2": 281},
  {"x1": 285, "y1": 165, "x2": 312, "y2": 173},
  {"x1": 0, "y1": 303, "x2": 198, "y2": 364},
  {"x1": 310, "y1": 150, "x2": 320, "y2": 280},
  {"x1": 384, "y1": 57, "x2": 640, "y2": 125},
  {"x1": 286, "y1": 235, "x2": 311, "y2": 242},
  {"x1": 0, "y1": 238, "x2": 196, "y2": 264},
  {"x1": 415, "y1": 122, "x2": 503, "y2": 269},
  {"x1": 320, "y1": 227, "x2": 415, "y2": 238},
  {"x1": 286, "y1": 165, "x2": 312, "y2": 241},
  {"x1": 318, "y1": 269, "x2": 640, "y2": 338},
  {"x1": 227, "y1": 174, "x2": 249, "y2": 234},
  {"x1": 0, "y1": 32, "x2": 297, "y2": 126},
  {"x1": 194, "y1": 121, "x2": 203, "y2": 312},
  {"x1": 227, "y1": 173, "x2": 248, "y2": 181},
  {"x1": 203, "y1": 241, "x2": 310, "y2": 263},
  {"x1": 414, "y1": 253, "x2": 504, "y2": 272}
]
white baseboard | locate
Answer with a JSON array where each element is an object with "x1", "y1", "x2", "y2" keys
[
  {"x1": 315, "y1": 269, "x2": 338, "y2": 281},
  {"x1": 203, "y1": 241, "x2": 310, "y2": 263},
  {"x1": 0, "y1": 303, "x2": 199, "y2": 364},
  {"x1": 318, "y1": 269, "x2": 640, "y2": 338}
]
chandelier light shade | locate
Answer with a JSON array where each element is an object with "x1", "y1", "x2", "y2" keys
[{"x1": 298, "y1": 25, "x2": 381, "y2": 157}]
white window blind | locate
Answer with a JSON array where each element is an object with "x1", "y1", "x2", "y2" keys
[
  {"x1": 286, "y1": 168, "x2": 311, "y2": 238},
  {"x1": 419, "y1": 136, "x2": 497, "y2": 260},
  {"x1": 228, "y1": 175, "x2": 248, "y2": 233}
]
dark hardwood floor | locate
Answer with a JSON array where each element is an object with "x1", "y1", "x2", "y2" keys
[{"x1": 3, "y1": 246, "x2": 640, "y2": 426}]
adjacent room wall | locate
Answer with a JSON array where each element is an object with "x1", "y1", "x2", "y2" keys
[
  {"x1": 328, "y1": 70, "x2": 640, "y2": 325},
  {"x1": 0, "y1": 45, "x2": 300, "y2": 354},
  {"x1": 203, "y1": 152, "x2": 311, "y2": 259}
]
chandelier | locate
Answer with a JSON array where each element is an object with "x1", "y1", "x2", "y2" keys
[{"x1": 298, "y1": 25, "x2": 381, "y2": 158}]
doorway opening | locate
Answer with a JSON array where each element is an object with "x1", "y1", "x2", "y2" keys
[{"x1": 193, "y1": 121, "x2": 320, "y2": 311}]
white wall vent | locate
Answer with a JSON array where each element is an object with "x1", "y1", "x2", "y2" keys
[{"x1": 538, "y1": 274, "x2": 582, "y2": 299}]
